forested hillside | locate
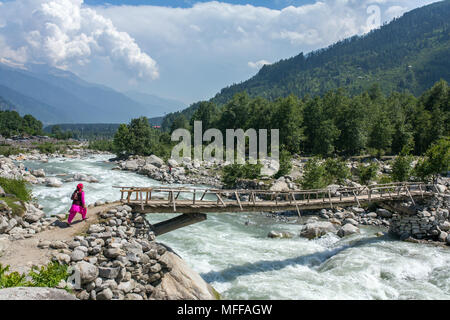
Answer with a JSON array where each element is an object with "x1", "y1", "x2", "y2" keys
[
  {"x1": 212, "y1": 0, "x2": 450, "y2": 104},
  {"x1": 163, "y1": 1, "x2": 450, "y2": 127}
]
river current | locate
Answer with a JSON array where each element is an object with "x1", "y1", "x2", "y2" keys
[{"x1": 22, "y1": 155, "x2": 450, "y2": 300}]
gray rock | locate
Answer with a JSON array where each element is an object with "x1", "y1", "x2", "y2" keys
[
  {"x1": 300, "y1": 221, "x2": 337, "y2": 239},
  {"x1": 376, "y1": 208, "x2": 392, "y2": 218},
  {"x1": 337, "y1": 223, "x2": 360, "y2": 238},
  {"x1": 439, "y1": 221, "x2": 450, "y2": 232},
  {"x1": 366, "y1": 212, "x2": 377, "y2": 218},
  {"x1": 438, "y1": 231, "x2": 448, "y2": 242},
  {"x1": 117, "y1": 281, "x2": 134, "y2": 293},
  {"x1": 125, "y1": 293, "x2": 143, "y2": 300},
  {"x1": 32, "y1": 169, "x2": 46, "y2": 178},
  {"x1": 88, "y1": 224, "x2": 105, "y2": 234},
  {"x1": 0, "y1": 217, "x2": 9, "y2": 234},
  {"x1": 23, "y1": 210, "x2": 45, "y2": 223},
  {"x1": 436, "y1": 184, "x2": 447, "y2": 193},
  {"x1": 70, "y1": 250, "x2": 85, "y2": 262},
  {"x1": 98, "y1": 267, "x2": 120, "y2": 279},
  {"x1": 351, "y1": 207, "x2": 365, "y2": 214},
  {"x1": 50, "y1": 240, "x2": 68, "y2": 249},
  {"x1": 46, "y1": 178, "x2": 62, "y2": 188},
  {"x1": 104, "y1": 248, "x2": 124, "y2": 259},
  {"x1": 97, "y1": 288, "x2": 113, "y2": 300},
  {"x1": 75, "y1": 261, "x2": 99, "y2": 284},
  {"x1": 0, "y1": 287, "x2": 76, "y2": 300},
  {"x1": 147, "y1": 155, "x2": 164, "y2": 168}
]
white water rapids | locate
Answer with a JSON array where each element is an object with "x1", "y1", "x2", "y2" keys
[{"x1": 22, "y1": 155, "x2": 450, "y2": 300}]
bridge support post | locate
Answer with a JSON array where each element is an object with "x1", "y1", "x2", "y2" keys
[{"x1": 151, "y1": 213, "x2": 207, "y2": 236}]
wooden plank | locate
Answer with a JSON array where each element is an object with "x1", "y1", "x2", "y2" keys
[
  {"x1": 235, "y1": 191, "x2": 243, "y2": 211},
  {"x1": 328, "y1": 189, "x2": 333, "y2": 209},
  {"x1": 291, "y1": 192, "x2": 301, "y2": 217},
  {"x1": 152, "y1": 213, "x2": 207, "y2": 236},
  {"x1": 216, "y1": 192, "x2": 226, "y2": 207},
  {"x1": 406, "y1": 186, "x2": 416, "y2": 206}
]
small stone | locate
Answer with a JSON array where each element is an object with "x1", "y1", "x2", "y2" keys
[
  {"x1": 98, "y1": 267, "x2": 120, "y2": 279},
  {"x1": 438, "y1": 231, "x2": 448, "y2": 242},
  {"x1": 125, "y1": 293, "x2": 144, "y2": 300},
  {"x1": 70, "y1": 250, "x2": 85, "y2": 262},
  {"x1": 97, "y1": 288, "x2": 113, "y2": 300}
]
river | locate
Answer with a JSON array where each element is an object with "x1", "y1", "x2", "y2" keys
[{"x1": 22, "y1": 155, "x2": 450, "y2": 300}]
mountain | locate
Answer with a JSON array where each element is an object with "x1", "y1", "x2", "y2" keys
[
  {"x1": 169, "y1": 0, "x2": 449, "y2": 122},
  {"x1": 123, "y1": 91, "x2": 186, "y2": 116},
  {"x1": 0, "y1": 63, "x2": 180, "y2": 124}
]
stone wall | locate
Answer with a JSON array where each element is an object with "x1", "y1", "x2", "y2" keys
[{"x1": 389, "y1": 194, "x2": 450, "y2": 244}]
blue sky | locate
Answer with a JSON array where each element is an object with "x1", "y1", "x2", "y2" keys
[
  {"x1": 83, "y1": 0, "x2": 316, "y2": 10},
  {"x1": 0, "y1": 0, "x2": 440, "y2": 106}
]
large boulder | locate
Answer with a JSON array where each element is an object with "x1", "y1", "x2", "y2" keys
[
  {"x1": 46, "y1": 178, "x2": 62, "y2": 188},
  {"x1": 270, "y1": 180, "x2": 289, "y2": 192},
  {"x1": 435, "y1": 184, "x2": 447, "y2": 194},
  {"x1": 300, "y1": 221, "x2": 337, "y2": 239},
  {"x1": 146, "y1": 155, "x2": 164, "y2": 168},
  {"x1": 0, "y1": 287, "x2": 77, "y2": 300},
  {"x1": 31, "y1": 169, "x2": 45, "y2": 178},
  {"x1": 167, "y1": 158, "x2": 179, "y2": 167},
  {"x1": 151, "y1": 249, "x2": 218, "y2": 300},
  {"x1": 337, "y1": 223, "x2": 360, "y2": 238},
  {"x1": 122, "y1": 160, "x2": 139, "y2": 171}
]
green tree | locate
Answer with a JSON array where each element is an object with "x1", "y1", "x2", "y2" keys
[
  {"x1": 358, "y1": 162, "x2": 379, "y2": 185},
  {"x1": 301, "y1": 158, "x2": 328, "y2": 189},
  {"x1": 414, "y1": 137, "x2": 450, "y2": 182},
  {"x1": 323, "y1": 158, "x2": 350, "y2": 184}
]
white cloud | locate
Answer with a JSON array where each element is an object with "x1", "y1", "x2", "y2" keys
[
  {"x1": 248, "y1": 59, "x2": 271, "y2": 69},
  {"x1": 0, "y1": 0, "x2": 439, "y2": 103},
  {"x1": 0, "y1": 0, "x2": 158, "y2": 79}
]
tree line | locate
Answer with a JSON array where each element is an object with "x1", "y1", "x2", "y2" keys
[{"x1": 161, "y1": 80, "x2": 449, "y2": 158}]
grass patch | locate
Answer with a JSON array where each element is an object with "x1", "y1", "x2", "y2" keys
[
  {"x1": 0, "y1": 177, "x2": 32, "y2": 202},
  {"x1": 0, "y1": 145, "x2": 24, "y2": 157},
  {"x1": 0, "y1": 262, "x2": 71, "y2": 292}
]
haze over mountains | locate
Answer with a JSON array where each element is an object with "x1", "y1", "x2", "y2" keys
[{"x1": 0, "y1": 63, "x2": 186, "y2": 125}]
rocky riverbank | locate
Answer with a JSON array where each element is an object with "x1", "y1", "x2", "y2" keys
[
  {"x1": 113, "y1": 155, "x2": 223, "y2": 187},
  {"x1": 42, "y1": 204, "x2": 218, "y2": 300},
  {"x1": 267, "y1": 179, "x2": 450, "y2": 246}
]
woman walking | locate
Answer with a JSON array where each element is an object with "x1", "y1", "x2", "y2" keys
[{"x1": 67, "y1": 183, "x2": 87, "y2": 226}]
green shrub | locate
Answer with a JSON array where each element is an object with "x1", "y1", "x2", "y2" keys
[
  {"x1": 28, "y1": 262, "x2": 70, "y2": 288},
  {"x1": 0, "y1": 145, "x2": 23, "y2": 157},
  {"x1": 358, "y1": 162, "x2": 379, "y2": 185},
  {"x1": 0, "y1": 177, "x2": 32, "y2": 202},
  {"x1": 88, "y1": 139, "x2": 114, "y2": 152},
  {"x1": 323, "y1": 158, "x2": 350, "y2": 184},
  {"x1": 37, "y1": 142, "x2": 60, "y2": 154},
  {"x1": 0, "y1": 265, "x2": 28, "y2": 288},
  {"x1": 222, "y1": 163, "x2": 262, "y2": 188},
  {"x1": 301, "y1": 158, "x2": 329, "y2": 189},
  {"x1": 391, "y1": 155, "x2": 413, "y2": 182},
  {"x1": 273, "y1": 149, "x2": 292, "y2": 179},
  {"x1": 0, "y1": 262, "x2": 70, "y2": 291},
  {"x1": 414, "y1": 137, "x2": 450, "y2": 182}
]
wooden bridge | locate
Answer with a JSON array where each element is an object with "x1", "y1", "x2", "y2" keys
[{"x1": 114, "y1": 182, "x2": 437, "y2": 236}]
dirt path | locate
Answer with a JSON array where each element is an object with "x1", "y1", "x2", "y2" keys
[{"x1": 0, "y1": 202, "x2": 119, "y2": 274}]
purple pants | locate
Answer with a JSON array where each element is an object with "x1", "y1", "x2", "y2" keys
[{"x1": 68, "y1": 205, "x2": 87, "y2": 224}]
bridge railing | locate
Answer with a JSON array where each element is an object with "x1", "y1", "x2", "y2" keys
[{"x1": 113, "y1": 182, "x2": 435, "y2": 214}]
